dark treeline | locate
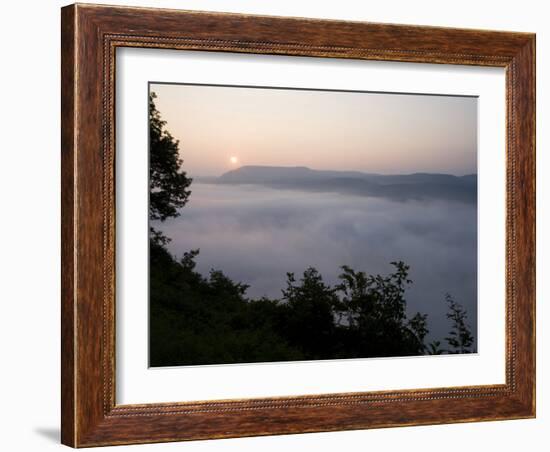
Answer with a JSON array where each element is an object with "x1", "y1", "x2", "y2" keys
[
  {"x1": 150, "y1": 243, "x2": 473, "y2": 366},
  {"x1": 148, "y1": 91, "x2": 475, "y2": 367}
]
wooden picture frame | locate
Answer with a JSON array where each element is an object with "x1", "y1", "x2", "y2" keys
[{"x1": 61, "y1": 3, "x2": 535, "y2": 447}]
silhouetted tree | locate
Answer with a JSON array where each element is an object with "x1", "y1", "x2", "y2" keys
[
  {"x1": 149, "y1": 91, "x2": 192, "y2": 225},
  {"x1": 427, "y1": 340, "x2": 444, "y2": 355},
  {"x1": 408, "y1": 312, "x2": 429, "y2": 354},
  {"x1": 444, "y1": 293, "x2": 474, "y2": 353},
  {"x1": 149, "y1": 241, "x2": 303, "y2": 366},
  {"x1": 333, "y1": 262, "x2": 427, "y2": 357},
  {"x1": 281, "y1": 268, "x2": 339, "y2": 359}
]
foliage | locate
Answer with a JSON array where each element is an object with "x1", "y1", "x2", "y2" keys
[
  {"x1": 444, "y1": 293, "x2": 475, "y2": 353},
  {"x1": 150, "y1": 244, "x2": 443, "y2": 366},
  {"x1": 426, "y1": 340, "x2": 444, "y2": 355},
  {"x1": 149, "y1": 241, "x2": 304, "y2": 366},
  {"x1": 149, "y1": 92, "x2": 192, "y2": 223}
]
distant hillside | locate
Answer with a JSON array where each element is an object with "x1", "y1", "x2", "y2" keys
[
  {"x1": 214, "y1": 166, "x2": 477, "y2": 204},
  {"x1": 218, "y1": 165, "x2": 373, "y2": 183}
]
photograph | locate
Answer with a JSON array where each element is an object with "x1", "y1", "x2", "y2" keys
[{"x1": 148, "y1": 82, "x2": 479, "y2": 367}]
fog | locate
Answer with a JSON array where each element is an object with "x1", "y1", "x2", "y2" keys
[{"x1": 155, "y1": 183, "x2": 477, "y2": 346}]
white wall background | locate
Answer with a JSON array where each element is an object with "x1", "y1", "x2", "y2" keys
[{"x1": 0, "y1": 1, "x2": 545, "y2": 450}]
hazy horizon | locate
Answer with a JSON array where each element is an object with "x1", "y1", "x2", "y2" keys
[
  {"x1": 202, "y1": 163, "x2": 478, "y2": 179},
  {"x1": 151, "y1": 83, "x2": 477, "y2": 177}
]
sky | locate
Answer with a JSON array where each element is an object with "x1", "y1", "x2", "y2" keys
[{"x1": 150, "y1": 82, "x2": 477, "y2": 177}]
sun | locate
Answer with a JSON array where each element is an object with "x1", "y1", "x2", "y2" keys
[{"x1": 229, "y1": 156, "x2": 239, "y2": 165}]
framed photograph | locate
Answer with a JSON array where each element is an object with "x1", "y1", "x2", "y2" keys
[{"x1": 61, "y1": 4, "x2": 535, "y2": 447}]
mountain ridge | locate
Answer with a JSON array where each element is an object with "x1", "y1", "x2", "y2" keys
[
  {"x1": 211, "y1": 165, "x2": 477, "y2": 204},
  {"x1": 219, "y1": 165, "x2": 476, "y2": 181}
]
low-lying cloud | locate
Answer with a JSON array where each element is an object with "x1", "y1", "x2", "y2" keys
[{"x1": 155, "y1": 183, "x2": 477, "y2": 346}]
